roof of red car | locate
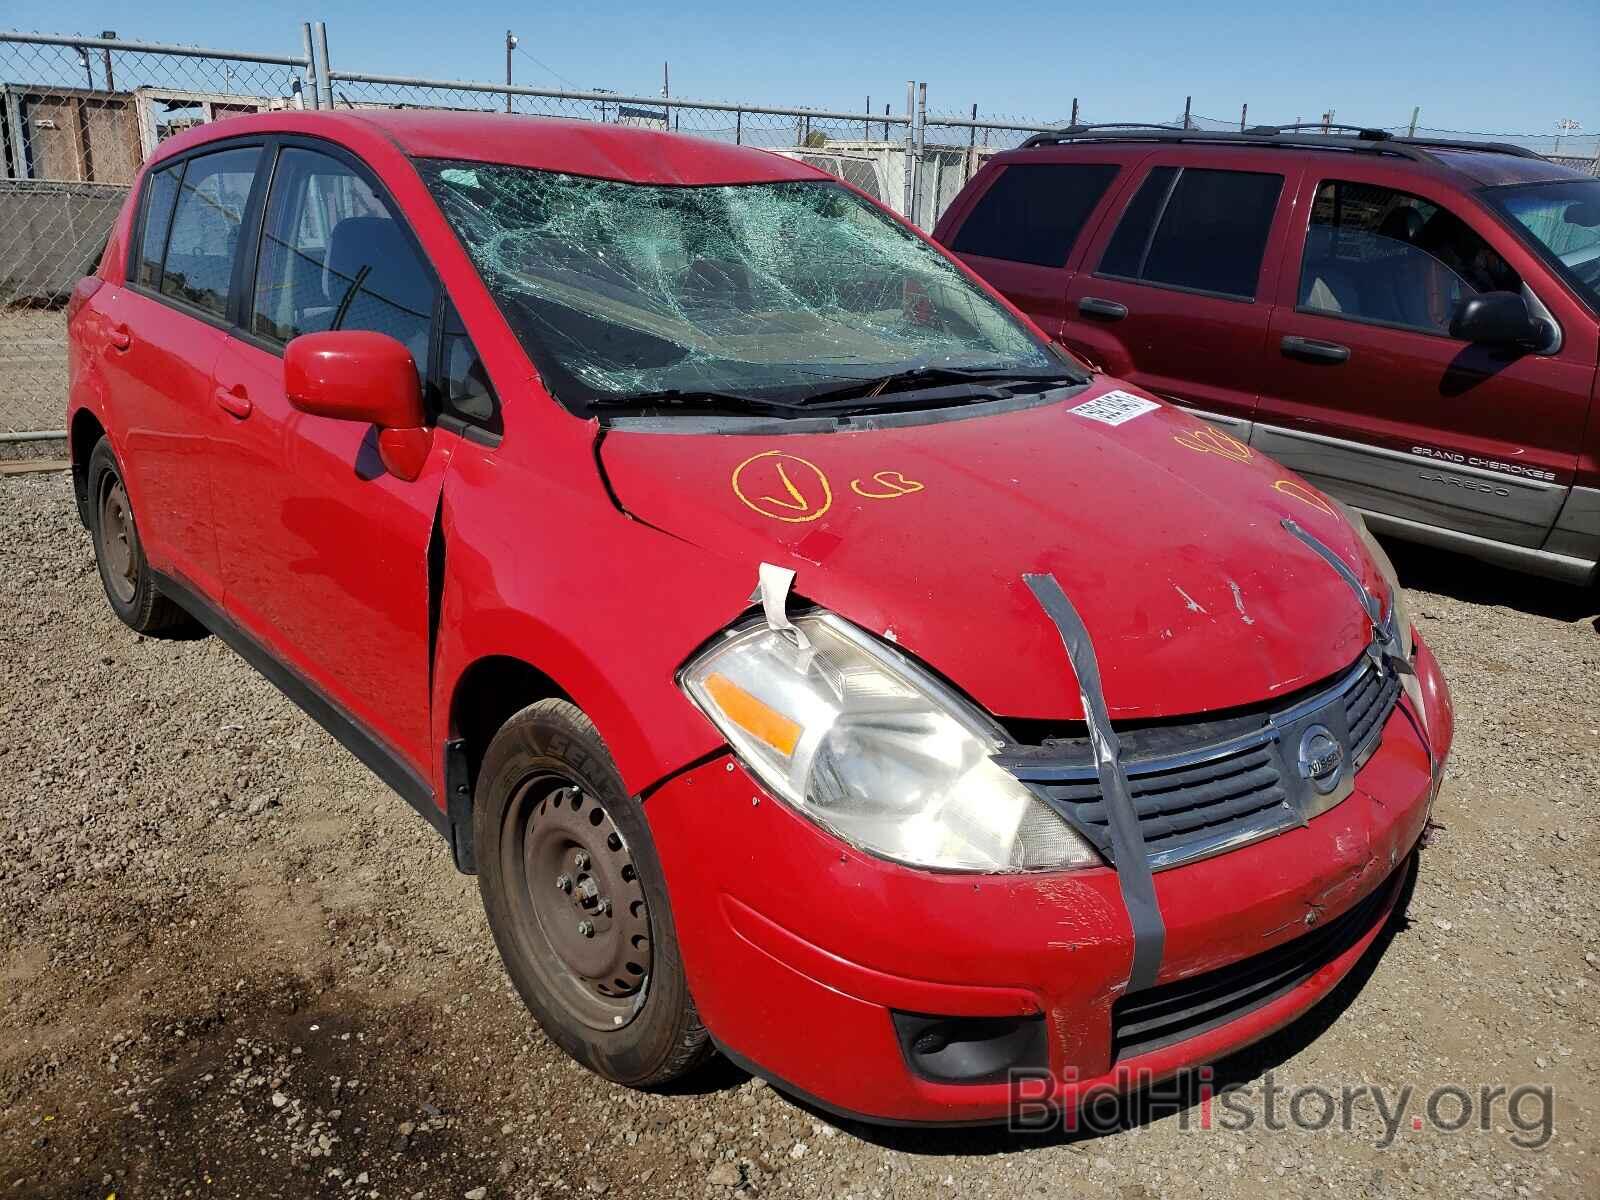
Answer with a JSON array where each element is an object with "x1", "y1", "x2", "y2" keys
[{"x1": 157, "y1": 108, "x2": 826, "y2": 187}]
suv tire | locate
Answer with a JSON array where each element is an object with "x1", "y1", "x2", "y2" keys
[
  {"x1": 474, "y1": 698, "x2": 712, "y2": 1086},
  {"x1": 87, "y1": 438, "x2": 195, "y2": 635}
]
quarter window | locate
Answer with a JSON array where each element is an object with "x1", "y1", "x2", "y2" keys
[
  {"x1": 1299, "y1": 180, "x2": 1521, "y2": 335},
  {"x1": 1098, "y1": 166, "x2": 1283, "y2": 299},
  {"x1": 949, "y1": 162, "x2": 1119, "y2": 267},
  {"x1": 159, "y1": 146, "x2": 260, "y2": 317},
  {"x1": 436, "y1": 300, "x2": 500, "y2": 433},
  {"x1": 251, "y1": 147, "x2": 435, "y2": 373},
  {"x1": 136, "y1": 163, "x2": 181, "y2": 289}
]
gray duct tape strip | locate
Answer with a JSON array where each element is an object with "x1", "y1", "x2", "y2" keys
[
  {"x1": 1023, "y1": 573, "x2": 1166, "y2": 993},
  {"x1": 1281, "y1": 519, "x2": 1412, "y2": 676}
]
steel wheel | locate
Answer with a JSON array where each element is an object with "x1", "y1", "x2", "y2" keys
[
  {"x1": 98, "y1": 474, "x2": 138, "y2": 606},
  {"x1": 502, "y1": 776, "x2": 653, "y2": 1032}
]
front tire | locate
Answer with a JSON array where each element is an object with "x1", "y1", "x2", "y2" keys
[
  {"x1": 474, "y1": 698, "x2": 711, "y2": 1086},
  {"x1": 86, "y1": 438, "x2": 194, "y2": 635}
]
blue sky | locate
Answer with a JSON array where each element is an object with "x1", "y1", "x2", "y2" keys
[{"x1": 7, "y1": 0, "x2": 1597, "y2": 136}]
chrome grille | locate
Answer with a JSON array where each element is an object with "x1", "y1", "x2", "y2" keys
[{"x1": 996, "y1": 655, "x2": 1402, "y2": 872}]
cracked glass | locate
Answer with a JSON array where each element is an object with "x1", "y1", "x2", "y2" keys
[{"x1": 417, "y1": 160, "x2": 1061, "y2": 415}]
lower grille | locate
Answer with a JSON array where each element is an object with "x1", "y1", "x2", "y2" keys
[{"x1": 1110, "y1": 865, "x2": 1402, "y2": 1060}]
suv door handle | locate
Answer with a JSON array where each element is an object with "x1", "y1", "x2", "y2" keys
[
  {"x1": 214, "y1": 385, "x2": 253, "y2": 419},
  {"x1": 1079, "y1": 296, "x2": 1129, "y2": 321},
  {"x1": 108, "y1": 324, "x2": 131, "y2": 351},
  {"x1": 1280, "y1": 335, "x2": 1350, "y2": 365}
]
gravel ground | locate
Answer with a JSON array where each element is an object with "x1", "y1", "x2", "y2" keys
[{"x1": 2, "y1": 469, "x2": 1597, "y2": 1199}]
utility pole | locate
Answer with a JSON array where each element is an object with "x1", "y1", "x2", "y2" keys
[
  {"x1": 1070, "y1": 97, "x2": 1079, "y2": 126},
  {"x1": 1182, "y1": 95, "x2": 1192, "y2": 129},
  {"x1": 505, "y1": 31, "x2": 517, "y2": 113},
  {"x1": 1240, "y1": 102, "x2": 1247, "y2": 132},
  {"x1": 1407, "y1": 106, "x2": 1420, "y2": 137},
  {"x1": 866, "y1": 95, "x2": 870, "y2": 141}
]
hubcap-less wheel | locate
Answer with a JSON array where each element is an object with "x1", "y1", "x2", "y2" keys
[
  {"x1": 98, "y1": 476, "x2": 138, "y2": 605},
  {"x1": 503, "y1": 778, "x2": 653, "y2": 1032}
]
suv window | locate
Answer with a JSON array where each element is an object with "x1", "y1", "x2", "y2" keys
[
  {"x1": 949, "y1": 162, "x2": 1119, "y2": 267},
  {"x1": 159, "y1": 146, "x2": 260, "y2": 317},
  {"x1": 1098, "y1": 166, "x2": 1283, "y2": 299},
  {"x1": 136, "y1": 163, "x2": 182, "y2": 289},
  {"x1": 251, "y1": 146, "x2": 435, "y2": 373},
  {"x1": 1299, "y1": 180, "x2": 1521, "y2": 335}
]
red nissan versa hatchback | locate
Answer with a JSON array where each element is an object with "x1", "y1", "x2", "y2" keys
[
  {"x1": 66, "y1": 110, "x2": 1453, "y2": 1125},
  {"x1": 934, "y1": 126, "x2": 1600, "y2": 586}
]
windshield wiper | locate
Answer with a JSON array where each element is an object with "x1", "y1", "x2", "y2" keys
[
  {"x1": 805, "y1": 364, "x2": 1084, "y2": 405},
  {"x1": 590, "y1": 388, "x2": 812, "y2": 419}
]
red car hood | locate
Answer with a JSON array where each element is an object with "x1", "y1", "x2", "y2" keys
[{"x1": 598, "y1": 385, "x2": 1383, "y2": 722}]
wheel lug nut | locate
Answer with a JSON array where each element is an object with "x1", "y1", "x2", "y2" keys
[
  {"x1": 577, "y1": 920, "x2": 594, "y2": 937},
  {"x1": 555, "y1": 874, "x2": 572, "y2": 893},
  {"x1": 574, "y1": 851, "x2": 590, "y2": 869}
]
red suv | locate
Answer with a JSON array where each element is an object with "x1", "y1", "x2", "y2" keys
[
  {"x1": 935, "y1": 126, "x2": 1600, "y2": 585},
  {"x1": 67, "y1": 110, "x2": 1453, "y2": 1125}
]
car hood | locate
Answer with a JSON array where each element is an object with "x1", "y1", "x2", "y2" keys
[{"x1": 597, "y1": 385, "x2": 1384, "y2": 723}]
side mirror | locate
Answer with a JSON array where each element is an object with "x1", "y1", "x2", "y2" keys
[
  {"x1": 284, "y1": 331, "x2": 431, "y2": 481},
  {"x1": 1447, "y1": 291, "x2": 1546, "y2": 349}
]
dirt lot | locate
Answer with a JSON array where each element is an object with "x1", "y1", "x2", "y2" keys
[
  {"x1": 2, "y1": 469, "x2": 1597, "y2": 1199},
  {"x1": 0, "y1": 308, "x2": 68, "y2": 437}
]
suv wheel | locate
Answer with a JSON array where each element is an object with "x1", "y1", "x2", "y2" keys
[
  {"x1": 87, "y1": 439, "x2": 194, "y2": 635},
  {"x1": 474, "y1": 698, "x2": 712, "y2": 1086}
]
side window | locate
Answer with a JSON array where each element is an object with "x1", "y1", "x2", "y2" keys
[
  {"x1": 135, "y1": 163, "x2": 182, "y2": 288},
  {"x1": 251, "y1": 146, "x2": 435, "y2": 375},
  {"x1": 949, "y1": 162, "x2": 1119, "y2": 267},
  {"x1": 1098, "y1": 166, "x2": 1283, "y2": 299},
  {"x1": 436, "y1": 301, "x2": 501, "y2": 434},
  {"x1": 1298, "y1": 180, "x2": 1521, "y2": 335},
  {"x1": 160, "y1": 146, "x2": 260, "y2": 318}
]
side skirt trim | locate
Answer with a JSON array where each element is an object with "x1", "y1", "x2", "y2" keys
[{"x1": 152, "y1": 569, "x2": 449, "y2": 842}]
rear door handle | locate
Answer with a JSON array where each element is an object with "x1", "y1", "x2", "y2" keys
[
  {"x1": 1079, "y1": 296, "x2": 1129, "y2": 321},
  {"x1": 108, "y1": 324, "x2": 131, "y2": 351},
  {"x1": 1280, "y1": 335, "x2": 1350, "y2": 364},
  {"x1": 214, "y1": 385, "x2": 252, "y2": 419}
]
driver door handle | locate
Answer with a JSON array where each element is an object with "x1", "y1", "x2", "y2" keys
[
  {"x1": 1079, "y1": 296, "x2": 1129, "y2": 321},
  {"x1": 1281, "y1": 335, "x2": 1351, "y2": 365},
  {"x1": 215, "y1": 385, "x2": 253, "y2": 419}
]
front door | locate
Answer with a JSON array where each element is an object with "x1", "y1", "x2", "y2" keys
[
  {"x1": 1061, "y1": 150, "x2": 1302, "y2": 433},
  {"x1": 207, "y1": 141, "x2": 450, "y2": 774},
  {"x1": 1257, "y1": 170, "x2": 1595, "y2": 550}
]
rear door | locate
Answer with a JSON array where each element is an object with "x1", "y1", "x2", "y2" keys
[
  {"x1": 206, "y1": 139, "x2": 458, "y2": 776},
  {"x1": 1256, "y1": 165, "x2": 1595, "y2": 552},
  {"x1": 1061, "y1": 149, "x2": 1302, "y2": 433},
  {"x1": 938, "y1": 156, "x2": 1126, "y2": 341},
  {"x1": 96, "y1": 143, "x2": 264, "y2": 599}
]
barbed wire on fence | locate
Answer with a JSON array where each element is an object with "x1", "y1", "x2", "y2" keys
[{"x1": 2, "y1": 25, "x2": 1596, "y2": 439}]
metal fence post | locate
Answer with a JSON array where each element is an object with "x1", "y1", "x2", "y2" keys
[
  {"x1": 315, "y1": 22, "x2": 333, "y2": 108},
  {"x1": 901, "y1": 80, "x2": 915, "y2": 219},
  {"x1": 300, "y1": 22, "x2": 319, "y2": 109},
  {"x1": 913, "y1": 82, "x2": 927, "y2": 226}
]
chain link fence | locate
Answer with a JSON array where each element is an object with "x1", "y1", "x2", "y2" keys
[{"x1": 3, "y1": 25, "x2": 1598, "y2": 439}]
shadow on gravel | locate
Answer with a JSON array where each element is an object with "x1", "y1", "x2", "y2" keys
[
  {"x1": 1381, "y1": 536, "x2": 1598, "y2": 626},
  {"x1": 800, "y1": 866, "x2": 1422, "y2": 1157}
]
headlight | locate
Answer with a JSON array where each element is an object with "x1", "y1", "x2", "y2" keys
[{"x1": 680, "y1": 612, "x2": 1099, "y2": 872}]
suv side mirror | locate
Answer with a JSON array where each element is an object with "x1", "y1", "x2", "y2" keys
[
  {"x1": 285, "y1": 331, "x2": 432, "y2": 481},
  {"x1": 1447, "y1": 291, "x2": 1546, "y2": 349}
]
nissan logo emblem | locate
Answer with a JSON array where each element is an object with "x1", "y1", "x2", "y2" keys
[{"x1": 1298, "y1": 725, "x2": 1345, "y2": 794}]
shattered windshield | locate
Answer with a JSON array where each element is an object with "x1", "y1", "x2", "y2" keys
[{"x1": 417, "y1": 160, "x2": 1074, "y2": 416}]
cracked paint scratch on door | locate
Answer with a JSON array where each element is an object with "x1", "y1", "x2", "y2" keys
[
  {"x1": 1227, "y1": 578, "x2": 1255, "y2": 626},
  {"x1": 1172, "y1": 583, "x2": 1206, "y2": 615}
]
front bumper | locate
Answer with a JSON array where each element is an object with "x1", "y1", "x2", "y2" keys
[{"x1": 645, "y1": 636, "x2": 1450, "y2": 1124}]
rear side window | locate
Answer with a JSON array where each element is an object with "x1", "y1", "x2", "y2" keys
[
  {"x1": 251, "y1": 146, "x2": 435, "y2": 373},
  {"x1": 949, "y1": 162, "x2": 1119, "y2": 267},
  {"x1": 160, "y1": 146, "x2": 260, "y2": 318},
  {"x1": 135, "y1": 164, "x2": 181, "y2": 288},
  {"x1": 1298, "y1": 180, "x2": 1521, "y2": 335},
  {"x1": 1098, "y1": 166, "x2": 1283, "y2": 299}
]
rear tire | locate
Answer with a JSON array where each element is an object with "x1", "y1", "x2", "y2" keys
[
  {"x1": 474, "y1": 698, "x2": 712, "y2": 1086},
  {"x1": 86, "y1": 438, "x2": 194, "y2": 635}
]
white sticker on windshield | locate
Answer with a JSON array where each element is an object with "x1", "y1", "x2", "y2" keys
[{"x1": 1070, "y1": 390, "x2": 1160, "y2": 427}]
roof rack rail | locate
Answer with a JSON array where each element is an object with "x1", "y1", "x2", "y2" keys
[{"x1": 1016, "y1": 125, "x2": 1545, "y2": 164}]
